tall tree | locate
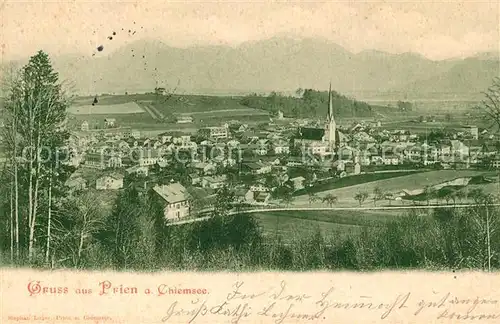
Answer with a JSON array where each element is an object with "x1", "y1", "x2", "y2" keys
[
  {"x1": 354, "y1": 191, "x2": 368, "y2": 206},
  {"x1": 372, "y1": 187, "x2": 384, "y2": 206},
  {"x1": 2, "y1": 51, "x2": 71, "y2": 263},
  {"x1": 322, "y1": 194, "x2": 338, "y2": 207}
]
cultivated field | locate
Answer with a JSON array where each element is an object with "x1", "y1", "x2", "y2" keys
[
  {"x1": 69, "y1": 102, "x2": 146, "y2": 114},
  {"x1": 294, "y1": 171, "x2": 422, "y2": 196},
  {"x1": 69, "y1": 93, "x2": 272, "y2": 130},
  {"x1": 294, "y1": 170, "x2": 496, "y2": 206},
  {"x1": 383, "y1": 119, "x2": 483, "y2": 134},
  {"x1": 68, "y1": 112, "x2": 156, "y2": 128}
]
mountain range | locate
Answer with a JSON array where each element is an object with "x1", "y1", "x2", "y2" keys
[{"x1": 2, "y1": 37, "x2": 499, "y2": 100}]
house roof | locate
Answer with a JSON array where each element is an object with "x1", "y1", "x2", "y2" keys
[
  {"x1": 98, "y1": 173, "x2": 123, "y2": 181},
  {"x1": 126, "y1": 165, "x2": 147, "y2": 173},
  {"x1": 244, "y1": 162, "x2": 266, "y2": 170},
  {"x1": 153, "y1": 183, "x2": 188, "y2": 204},
  {"x1": 203, "y1": 175, "x2": 227, "y2": 183}
]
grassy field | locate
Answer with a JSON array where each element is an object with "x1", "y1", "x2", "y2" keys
[
  {"x1": 68, "y1": 102, "x2": 145, "y2": 114},
  {"x1": 250, "y1": 209, "x2": 403, "y2": 242},
  {"x1": 294, "y1": 171, "x2": 423, "y2": 196},
  {"x1": 69, "y1": 94, "x2": 272, "y2": 130},
  {"x1": 175, "y1": 108, "x2": 269, "y2": 118},
  {"x1": 151, "y1": 95, "x2": 251, "y2": 114},
  {"x1": 294, "y1": 170, "x2": 496, "y2": 206},
  {"x1": 72, "y1": 94, "x2": 156, "y2": 106},
  {"x1": 68, "y1": 112, "x2": 157, "y2": 129},
  {"x1": 364, "y1": 99, "x2": 480, "y2": 114},
  {"x1": 383, "y1": 120, "x2": 481, "y2": 134}
]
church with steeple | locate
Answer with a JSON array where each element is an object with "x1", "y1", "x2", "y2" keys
[{"x1": 293, "y1": 83, "x2": 341, "y2": 156}]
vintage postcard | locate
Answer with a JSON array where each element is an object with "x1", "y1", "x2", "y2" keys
[{"x1": 1, "y1": 0, "x2": 500, "y2": 323}]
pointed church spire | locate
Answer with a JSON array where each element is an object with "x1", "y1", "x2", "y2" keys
[{"x1": 328, "y1": 82, "x2": 334, "y2": 121}]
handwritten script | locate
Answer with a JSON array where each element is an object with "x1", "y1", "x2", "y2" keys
[{"x1": 160, "y1": 281, "x2": 500, "y2": 323}]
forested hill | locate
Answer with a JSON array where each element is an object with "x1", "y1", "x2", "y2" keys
[{"x1": 240, "y1": 89, "x2": 374, "y2": 118}]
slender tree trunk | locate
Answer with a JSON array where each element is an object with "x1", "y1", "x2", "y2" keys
[
  {"x1": 486, "y1": 206, "x2": 491, "y2": 272},
  {"x1": 10, "y1": 105, "x2": 20, "y2": 262},
  {"x1": 10, "y1": 181, "x2": 14, "y2": 263},
  {"x1": 29, "y1": 119, "x2": 42, "y2": 262},
  {"x1": 77, "y1": 229, "x2": 85, "y2": 268},
  {"x1": 28, "y1": 109, "x2": 34, "y2": 261},
  {"x1": 14, "y1": 144, "x2": 19, "y2": 261},
  {"x1": 45, "y1": 172, "x2": 52, "y2": 264},
  {"x1": 29, "y1": 166, "x2": 41, "y2": 261}
]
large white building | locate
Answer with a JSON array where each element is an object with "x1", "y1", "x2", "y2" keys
[
  {"x1": 199, "y1": 126, "x2": 229, "y2": 140},
  {"x1": 153, "y1": 183, "x2": 191, "y2": 221}
]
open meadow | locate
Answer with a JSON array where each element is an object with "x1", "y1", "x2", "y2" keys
[
  {"x1": 294, "y1": 169, "x2": 497, "y2": 206},
  {"x1": 68, "y1": 94, "x2": 272, "y2": 130},
  {"x1": 68, "y1": 102, "x2": 146, "y2": 114},
  {"x1": 250, "y1": 209, "x2": 403, "y2": 243}
]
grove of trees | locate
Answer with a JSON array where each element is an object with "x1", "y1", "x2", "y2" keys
[{"x1": 240, "y1": 89, "x2": 374, "y2": 118}]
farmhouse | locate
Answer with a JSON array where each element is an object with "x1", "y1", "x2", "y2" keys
[
  {"x1": 81, "y1": 121, "x2": 89, "y2": 131},
  {"x1": 104, "y1": 118, "x2": 116, "y2": 128},
  {"x1": 153, "y1": 183, "x2": 191, "y2": 221},
  {"x1": 177, "y1": 116, "x2": 193, "y2": 124}
]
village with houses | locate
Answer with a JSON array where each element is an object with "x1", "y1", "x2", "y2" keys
[
  {"x1": 4, "y1": 1, "x2": 500, "y2": 278},
  {"x1": 57, "y1": 85, "x2": 500, "y2": 225}
]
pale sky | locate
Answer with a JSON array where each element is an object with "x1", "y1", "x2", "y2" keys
[{"x1": 1, "y1": 0, "x2": 499, "y2": 61}]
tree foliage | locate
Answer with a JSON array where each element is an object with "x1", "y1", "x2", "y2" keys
[
  {"x1": 1, "y1": 50, "x2": 72, "y2": 265},
  {"x1": 478, "y1": 77, "x2": 500, "y2": 132},
  {"x1": 240, "y1": 89, "x2": 373, "y2": 118}
]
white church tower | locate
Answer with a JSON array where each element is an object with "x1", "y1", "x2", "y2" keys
[{"x1": 325, "y1": 83, "x2": 337, "y2": 150}]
